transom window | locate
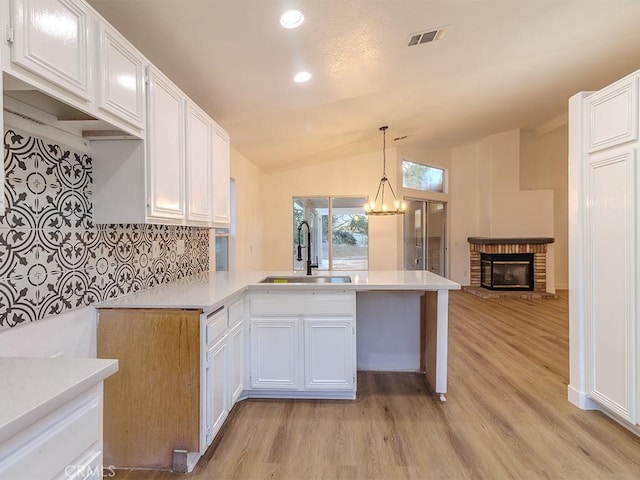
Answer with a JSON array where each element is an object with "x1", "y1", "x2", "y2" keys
[
  {"x1": 293, "y1": 196, "x2": 368, "y2": 271},
  {"x1": 402, "y1": 160, "x2": 445, "y2": 192}
]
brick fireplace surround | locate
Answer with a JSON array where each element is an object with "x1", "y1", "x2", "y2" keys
[{"x1": 467, "y1": 237, "x2": 555, "y2": 293}]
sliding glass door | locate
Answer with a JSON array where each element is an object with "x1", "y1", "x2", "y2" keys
[
  {"x1": 293, "y1": 196, "x2": 368, "y2": 271},
  {"x1": 403, "y1": 200, "x2": 446, "y2": 276}
]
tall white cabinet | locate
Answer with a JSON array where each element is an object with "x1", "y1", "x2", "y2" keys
[{"x1": 568, "y1": 70, "x2": 639, "y2": 428}]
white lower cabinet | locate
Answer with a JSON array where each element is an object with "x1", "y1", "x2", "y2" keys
[
  {"x1": 205, "y1": 335, "x2": 228, "y2": 445},
  {"x1": 229, "y1": 321, "x2": 246, "y2": 403},
  {"x1": 0, "y1": 385, "x2": 103, "y2": 480},
  {"x1": 202, "y1": 297, "x2": 244, "y2": 447},
  {"x1": 250, "y1": 318, "x2": 300, "y2": 390},
  {"x1": 248, "y1": 291, "x2": 356, "y2": 398},
  {"x1": 305, "y1": 318, "x2": 355, "y2": 390}
]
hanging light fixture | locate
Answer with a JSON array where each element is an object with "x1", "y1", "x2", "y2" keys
[{"x1": 364, "y1": 126, "x2": 406, "y2": 216}]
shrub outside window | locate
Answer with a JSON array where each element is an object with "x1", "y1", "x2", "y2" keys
[
  {"x1": 293, "y1": 196, "x2": 368, "y2": 271},
  {"x1": 402, "y1": 160, "x2": 445, "y2": 192}
]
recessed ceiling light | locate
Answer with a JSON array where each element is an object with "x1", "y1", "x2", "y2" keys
[
  {"x1": 294, "y1": 71, "x2": 312, "y2": 83},
  {"x1": 280, "y1": 9, "x2": 304, "y2": 29}
]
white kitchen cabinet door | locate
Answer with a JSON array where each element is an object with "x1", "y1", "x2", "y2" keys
[
  {"x1": 147, "y1": 66, "x2": 186, "y2": 220},
  {"x1": 96, "y1": 22, "x2": 145, "y2": 130},
  {"x1": 212, "y1": 123, "x2": 231, "y2": 226},
  {"x1": 587, "y1": 74, "x2": 638, "y2": 153},
  {"x1": 206, "y1": 336, "x2": 229, "y2": 445},
  {"x1": 229, "y1": 321, "x2": 245, "y2": 404},
  {"x1": 0, "y1": 77, "x2": 4, "y2": 215},
  {"x1": 10, "y1": 0, "x2": 92, "y2": 101},
  {"x1": 250, "y1": 318, "x2": 300, "y2": 390},
  {"x1": 585, "y1": 147, "x2": 637, "y2": 424},
  {"x1": 304, "y1": 318, "x2": 355, "y2": 390},
  {"x1": 186, "y1": 102, "x2": 213, "y2": 224}
]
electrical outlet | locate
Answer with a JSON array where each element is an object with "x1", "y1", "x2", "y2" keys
[
  {"x1": 176, "y1": 239, "x2": 185, "y2": 255},
  {"x1": 152, "y1": 241, "x2": 161, "y2": 258}
]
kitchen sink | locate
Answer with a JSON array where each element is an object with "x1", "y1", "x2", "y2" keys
[{"x1": 259, "y1": 275, "x2": 352, "y2": 284}]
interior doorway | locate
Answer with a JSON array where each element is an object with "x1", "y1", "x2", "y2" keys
[{"x1": 403, "y1": 200, "x2": 447, "y2": 276}]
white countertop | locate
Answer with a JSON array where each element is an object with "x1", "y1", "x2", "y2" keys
[
  {"x1": 0, "y1": 357, "x2": 118, "y2": 444},
  {"x1": 98, "y1": 270, "x2": 460, "y2": 313}
]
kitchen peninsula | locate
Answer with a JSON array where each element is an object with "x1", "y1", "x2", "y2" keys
[{"x1": 97, "y1": 270, "x2": 459, "y2": 472}]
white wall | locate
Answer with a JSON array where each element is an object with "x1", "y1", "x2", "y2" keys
[
  {"x1": 449, "y1": 143, "x2": 481, "y2": 285},
  {"x1": 230, "y1": 147, "x2": 266, "y2": 272},
  {"x1": 520, "y1": 125, "x2": 569, "y2": 289}
]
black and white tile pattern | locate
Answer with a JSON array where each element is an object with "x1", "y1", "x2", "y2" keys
[{"x1": 0, "y1": 129, "x2": 210, "y2": 329}]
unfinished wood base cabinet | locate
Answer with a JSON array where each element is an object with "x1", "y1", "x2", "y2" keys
[
  {"x1": 97, "y1": 297, "x2": 245, "y2": 472},
  {"x1": 97, "y1": 308, "x2": 201, "y2": 471}
]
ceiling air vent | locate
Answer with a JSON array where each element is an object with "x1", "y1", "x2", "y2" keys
[{"x1": 407, "y1": 28, "x2": 445, "y2": 47}]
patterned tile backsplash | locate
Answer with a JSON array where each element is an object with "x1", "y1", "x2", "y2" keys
[{"x1": 0, "y1": 128, "x2": 209, "y2": 329}]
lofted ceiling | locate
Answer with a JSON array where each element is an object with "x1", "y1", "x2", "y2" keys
[{"x1": 87, "y1": 0, "x2": 640, "y2": 172}]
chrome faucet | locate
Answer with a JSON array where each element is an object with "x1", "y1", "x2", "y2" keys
[{"x1": 296, "y1": 220, "x2": 318, "y2": 275}]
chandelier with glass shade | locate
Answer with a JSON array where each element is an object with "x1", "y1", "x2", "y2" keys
[{"x1": 364, "y1": 126, "x2": 406, "y2": 216}]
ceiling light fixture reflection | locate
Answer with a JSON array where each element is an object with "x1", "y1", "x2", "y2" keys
[
  {"x1": 280, "y1": 10, "x2": 304, "y2": 29},
  {"x1": 293, "y1": 71, "x2": 312, "y2": 83}
]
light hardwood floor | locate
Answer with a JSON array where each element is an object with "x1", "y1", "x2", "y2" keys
[{"x1": 113, "y1": 290, "x2": 640, "y2": 479}]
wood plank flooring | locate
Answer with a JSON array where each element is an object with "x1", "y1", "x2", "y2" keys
[{"x1": 113, "y1": 290, "x2": 640, "y2": 479}]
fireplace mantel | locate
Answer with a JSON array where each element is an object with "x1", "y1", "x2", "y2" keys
[
  {"x1": 467, "y1": 237, "x2": 554, "y2": 245},
  {"x1": 467, "y1": 237, "x2": 554, "y2": 293}
]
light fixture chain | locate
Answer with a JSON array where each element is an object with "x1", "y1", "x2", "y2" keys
[{"x1": 382, "y1": 126, "x2": 387, "y2": 176}]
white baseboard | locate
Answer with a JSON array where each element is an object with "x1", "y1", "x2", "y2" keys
[{"x1": 567, "y1": 385, "x2": 600, "y2": 410}]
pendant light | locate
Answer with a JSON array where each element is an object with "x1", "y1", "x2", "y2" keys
[{"x1": 364, "y1": 126, "x2": 406, "y2": 216}]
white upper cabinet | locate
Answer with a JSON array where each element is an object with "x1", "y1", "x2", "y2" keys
[
  {"x1": 587, "y1": 75, "x2": 638, "y2": 153},
  {"x1": 2, "y1": 0, "x2": 232, "y2": 227},
  {"x1": 212, "y1": 123, "x2": 231, "y2": 226},
  {"x1": 147, "y1": 66, "x2": 186, "y2": 220},
  {"x1": 96, "y1": 22, "x2": 145, "y2": 131},
  {"x1": 186, "y1": 102, "x2": 213, "y2": 224},
  {"x1": 9, "y1": 0, "x2": 92, "y2": 101}
]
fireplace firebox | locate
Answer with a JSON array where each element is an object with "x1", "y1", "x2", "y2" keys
[{"x1": 480, "y1": 253, "x2": 534, "y2": 291}]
